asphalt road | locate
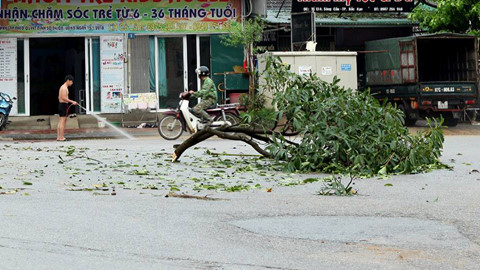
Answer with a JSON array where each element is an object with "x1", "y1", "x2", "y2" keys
[{"x1": 0, "y1": 135, "x2": 479, "y2": 269}]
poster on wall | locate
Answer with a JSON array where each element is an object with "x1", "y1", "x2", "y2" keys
[
  {"x1": 0, "y1": 38, "x2": 17, "y2": 115},
  {"x1": 0, "y1": 0, "x2": 242, "y2": 34},
  {"x1": 123, "y1": 93, "x2": 158, "y2": 111},
  {"x1": 298, "y1": 66, "x2": 312, "y2": 76},
  {"x1": 100, "y1": 36, "x2": 124, "y2": 114}
]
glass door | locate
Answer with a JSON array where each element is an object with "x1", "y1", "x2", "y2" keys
[
  {"x1": 22, "y1": 38, "x2": 29, "y2": 116},
  {"x1": 155, "y1": 36, "x2": 186, "y2": 109},
  {"x1": 85, "y1": 37, "x2": 101, "y2": 113},
  {"x1": 16, "y1": 39, "x2": 26, "y2": 115},
  {"x1": 152, "y1": 35, "x2": 211, "y2": 109}
]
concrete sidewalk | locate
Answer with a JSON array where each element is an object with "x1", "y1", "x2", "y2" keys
[
  {"x1": 1, "y1": 112, "x2": 162, "y2": 140},
  {"x1": 4, "y1": 112, "x2": 160, "y2": 131},
  {"x1": 0, "y1": 127, "x2": 161, "y2": 141}
]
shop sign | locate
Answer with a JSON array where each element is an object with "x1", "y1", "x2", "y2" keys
[
  {"x1": 0, "y1": 0, "x2": 241, "y2": 34},
  {"x1": 255, "y1": 31, "x2": 277, "y2": 53},
  {"x1": 292, "y1": 0, "x2": 415, "y2": 13}
]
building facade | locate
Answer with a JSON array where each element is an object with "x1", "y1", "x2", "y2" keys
[{"x1": 0, "y1": 0, "x2": 246, "y2": 116}]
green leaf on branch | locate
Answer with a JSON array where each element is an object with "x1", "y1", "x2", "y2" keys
[{"x1": 66, "y1": 146, "x2": 75, "y2": 156}]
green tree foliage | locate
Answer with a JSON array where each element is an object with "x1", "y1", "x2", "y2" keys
[
  {"x1": 409, "y1": 0, "x2": 480, "y2": 36},
  {"x1": 263, "y1": 56, "x2": 446, "y2": 176},
  {"x1": 221, "y1": 17, "x2": 265, "y2": 54}
]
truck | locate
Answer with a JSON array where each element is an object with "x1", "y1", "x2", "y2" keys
[{"x1": 363, "y1": 33, "x2": 479, "y2": 126}]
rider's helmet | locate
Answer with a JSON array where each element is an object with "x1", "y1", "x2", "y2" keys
[{"x1": 196, "y1": 66, "x2": 210, "y2": 77}]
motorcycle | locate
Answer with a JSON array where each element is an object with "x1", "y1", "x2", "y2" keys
[
  {"x1": 0, "y1": 92, "x2": 15, "y2": 130},
  {"x1": 158, "y1": 92, "x2": 242, "y2": 140}
]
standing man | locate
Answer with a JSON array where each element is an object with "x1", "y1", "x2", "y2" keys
[
  {"x1": 189, "y1": 66, "x2": 217, "y2": 124},
  {"x1": 56, "y1": 75, "x2": 78, "y2": 141}
]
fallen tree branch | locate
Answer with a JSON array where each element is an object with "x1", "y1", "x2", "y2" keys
[
  {"x1": 165, "y1": 192, "x2": 225, "y2": 201},
  {"x1": 172, "y1": 123, "x2": 300, "y2": 162},
  {"x1": 228, "y1": 125, "x2": 299, "y2": 147},
  {"x1": 173, "y1": 129, "x2": 214, "y2": 162},
  {"x1": 59, "y1": 154, "x2": 103, "y2": 164},
  {"x1": 207, "y1": 152, "x2": 263, "y2": 157},
  {"x1": 208, "y1": 128, "x2": 271, "y2": 158}
]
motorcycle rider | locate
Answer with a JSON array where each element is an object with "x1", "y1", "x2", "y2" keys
[{"x1": 189, "y1": 66, "x2": 217, "y2": 124}]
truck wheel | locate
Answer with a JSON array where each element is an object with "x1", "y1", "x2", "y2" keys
[
  {"x1": 398, "y1": 104, "x2": 417, "y2": 127},
  {"x1": 442, "y1": 112, "x2": 458, "y2": 127}
]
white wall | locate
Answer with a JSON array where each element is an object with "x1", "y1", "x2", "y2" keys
[{"x1": 258, "y1": 51, "x2": 358, "y2": 107}]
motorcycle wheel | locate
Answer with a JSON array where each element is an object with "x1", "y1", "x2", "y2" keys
[
  {"x1": 158, "y1": 115, "x2": 184, "y2": 140},
  {"x1": 214, "y1": 113, "x2": 239, "y2": 126},
  {"x1": 0, "y1": 113, "x2": 5, "y2": 130}
]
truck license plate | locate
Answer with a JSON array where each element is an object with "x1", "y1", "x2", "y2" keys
[{"x1": 438, "y1": 101, "x2": 448, "y2": 109}]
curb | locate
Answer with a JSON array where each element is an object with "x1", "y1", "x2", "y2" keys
[{"x1": 0, "y1": 128, "x2": 160, "y2": 141}]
